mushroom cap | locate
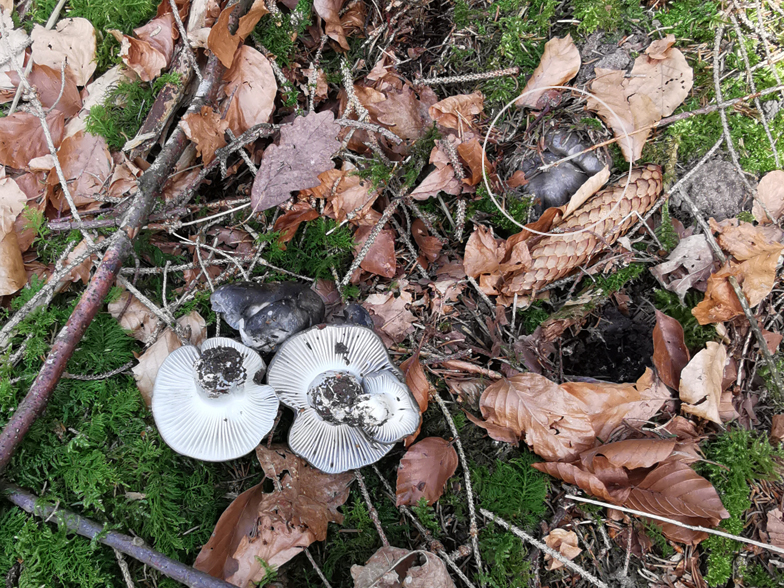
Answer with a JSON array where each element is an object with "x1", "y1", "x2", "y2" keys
[
  {"x1": 152, "y1": 337, "x2": 279, "y2": 462},
  {"x1": 267, "y1": 324, "x2": 421, "y2": 473}
]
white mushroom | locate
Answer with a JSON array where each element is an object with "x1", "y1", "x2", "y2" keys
[
  {"x1": 267, "y1": 325, "x2": 421, "y2": 474},
  {"x1": 152, "y1": 337, "x2": 279, "y2": 462}
]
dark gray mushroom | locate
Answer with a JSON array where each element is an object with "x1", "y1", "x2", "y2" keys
[
  {"x1": 152, "y1": 337, "x2": 279, "y2": 461},
  {"x1": 210, "y1": 282, "x2": 325, "y2": 353},
  {"x1": 266, "y1": 324, "x2": 420, "y2": 474},
  {"x1": 332, "y1": 302, "x2": 375, "y2": 328}
]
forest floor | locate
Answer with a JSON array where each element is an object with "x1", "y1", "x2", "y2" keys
[{"x1": 1, "y1": 0, "x2": 784, "y2": 587}]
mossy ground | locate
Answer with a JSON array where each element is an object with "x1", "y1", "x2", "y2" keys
[{"x1": 3, "y1": 0, "x2": 784, "y2": 586}]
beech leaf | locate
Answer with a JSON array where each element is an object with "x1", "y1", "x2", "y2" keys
[
  {"x1": 400, "y1": 351, "x2": 431, "y2": 445},
  {"x1": 181, "y1": 106, "x2": 229, "y2": 164},
  {"x1": 652, "y1": 310, "x2": 690, "y2": 389},
  {"x1": 362, "y1": 290, "x2": 416, "y2": 344},
  {"x1": 516, "y1": 35, "x2": 581, "y2": 109},
  {"x1": 351, "y1": 546, "x2": 456, "y2": 588},
  {"x1": 31, "y1": 18, "x2": 97, "y2": 86},
  {"x1": 679, "y1": 342, "x2": 726, "y2": 424},
  {"x1": 544, "y1": 529, "x2": 582, "y2": 570},
  {"x1": 251, "y1": 111, "x2": 341, "y2": 212},
  {"x1": 223, "y1": 45, "x2": 277, "y2": 136},
  {"x1": 753, "y1": 170, "x2": 784, "y2": 224},
  {"x1": 396, "y1": 437, "x2": 458, "y2": 506}
]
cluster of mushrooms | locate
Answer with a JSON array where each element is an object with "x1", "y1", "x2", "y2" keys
[{"x1": 151, "y1": 282, "x2": 420, "y2": 474}]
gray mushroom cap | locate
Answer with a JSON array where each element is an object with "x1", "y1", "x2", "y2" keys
[
  {"x1": 266, "y1": 324, "x2": 421, "y2": 474},
  {"x1": 152, "y1": 337, "x2": 279, "y2": 462}
]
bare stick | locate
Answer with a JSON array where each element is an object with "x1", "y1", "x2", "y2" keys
[
  {"x1": 480, "y1": 508, "x2": 610, "y2": 588},
  {"x1": 62, "y1": 360, "x2": 135, "y2": 381},
  {"x1": 355, "y1": 469, "x2": 389, "y2": 547},
  {"x1": 1, "y1": 483, "x2": 236, "y2": 588},
  {"x1": 565, "y1": 494, "x2": 784, "y2": 556},
  {"x1": 432, "y1": 394, "x2": 483, "y2": 573},
  {"x1": 304, "y1": 548, "x2": 333, "y2": 588}
]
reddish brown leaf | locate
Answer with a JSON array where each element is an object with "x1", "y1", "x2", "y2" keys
[
  {"x1": 412, "y1": 219, "x2": 442, "y2": 263},
  {"x1": 363, "y1": 290, "x2": 415, "y2": 344},
  {"x1": 51, "y1": 131, "x2": 112, "y2": 208},
  {"x1": 314, "y1": 0, "x2": 350, "y2": 50},
  {"x1": 428, "y1": 92, "x2": 484, "y2": 131},
  {"x1": 456, "y1": 139, "x2": 489, "y2": 186},
  {"x1": 515, "y1": 35, "x2": 580, "y2": 109},
  {"x1": 251, "y1": 111, "x2": 340, "y2": 211},
  {"x1": 652, "y1": 310, "x2": 690, "y2": 389},
  {"x1": 207, "y1": 0, "x2": 269, "y2": 68},
  {"x1": 753, "y1": 170, "x2": 784, "y2": 224},
  {"x1": 7, "y1": 63, "x2": 81, "y2": 117},
  {"x1": 679, "y1": 342, "x2": 726, "y2": 424},
  {"x1": 400, "y1": 351, "x2": 430, "y2": 445},
  {"x1": 396, "y1": 437, "x2": 458, "y2": 506},
  {"x1": 544, "y1": 529, "x2": 582, "y2": 570},
  {"x1": 0, "y1": 111, "x2": 64, "y2": 170},
  {"x1": 463, "y1": 225, "x2": 503, "y2": 279},
  {"x1": 223, "y1": 45, "x2": 277, "y2": 136},
  {"x1": 771, "y1": 414, "x2": 784, "y2": 445},
  {"x1": 30, "y1": 18, "x2": 97, "y2": 86},
  {"x1": 587, "y1": 438, "x2": 678, "y2": 470},
  {"x1": 353, "y1": 226, "x2": 396, "y2": 278},
  {"x1": 409, "y1": 165, "x2": 461, "y2": 201},
  {"x1": 532, "y1": 461, "x2": 618, "y2": 503},
  {"x1": 373, "y1": 85, "x2": 433, "y2": 141},
  {"x1": 273, "y1": 202, "x2": 319, "y2": 244},
  {"x1": 181, "y1": 106, "x2": 229, "y2": 164}
]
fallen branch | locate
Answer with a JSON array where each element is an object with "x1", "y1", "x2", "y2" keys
[
  {"x1": 1, "y1": 482, "x2": 235, "y2": 588},
  {"x1": 0, "y1": 54, "x2": 226, "y2": 473}
]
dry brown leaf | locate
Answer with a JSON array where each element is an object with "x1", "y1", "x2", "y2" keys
[
  {"x1": 588, "y1": 438, "x2": 678, "y2": 470},
  {"x1": 679, "y1": 342, "x2": 726, "y2": 424},
  {"x1": 207, "y1": 0, "x2": 269, "y2": 67},
  {"x1": 0, "y1": 10, "x2": 28, "y2": 95},
  {"x1": 471, "y1": 374, "x2": 596, "y2": 461},
  {"x1": 273, "y1": 202, "x2": 319, "y2": 244},
  {"x1": 396, "y1": 437, "x2": 458, "y2": 506},
  {"x1": 353, "y1": 226, "x2": 396, "y2": 278},
  {"x1": 351, "y1": 546, "x2": 456, "y2": 588},
  {"x1": 532, "y1": 461, "x2": 617, "y2": 502},
  {"x1": 363, "y1": 290, "x2": 415, "y2": 344},
  {"x1": 373, "y1": 85, "x2": 434, "y2": 141},
  {"x1": 753, "y1": 170, "x2": 784, "y2": 223},
  {"x1": 223, "y1": 45, "x2": 277, "y2": 136},
  {"x1": 51, "y1": 131, "x2": 112, "y2": 207},
  {"x1": 544, "y1": 529, "x2": 582, "y2": 570},
  {"x1": 412, "y1": 218, "x2": 443, "y2": 263},
  {"x1": 108, "y1": 291, "x2": 158, "y2": 343},
  {"x1": 561, "y1": 166, "x2": 611, "y2": 218},
  {"x1": 766, "y1": 508, "x2": 784, "y2": 548},
  {"x1": 181, "y1": 106, "x2": 229, "y2": 164},
  {"x1": 400, "y1": 351, "x2": 430, "y2": 445},
  {"x1": 515, "y1": 35, "x2": 580, "y2": 109},
  {"x1": 650, "y1": 234, "x2": 715, "y2": 302},
  {"x1": 463, "y1": 225, "x2": 504, "y2": 279},
  {"x1": 0, "y1": 111, "x2": 65, "y2": 170},
  {"x1": 456, "y1": 138, "x2": 490, "y2": 186},
  {"x1": 586, "y1": 35, "x2": 692, "y2": 161},
  {"x1": 771, "y1": 414, "x2": 784, "y2": 445},
  {"x1": 31, "y1": 18, "x2": 97, "y2": 86},
  {"x1": 196, "y1": 445, "x2": 353, "y2": 587},
  {"x1": 251, "y1": 111, "x2": 340, "y2": 211},
  {"x1": 0, "y1": 175, "x2": 27, "y2": 295},
  {"x1": 7, "y1": 63, "x2": 81, "y2": 117},
  {"x1": 410, "y1": 165, "x2": 461, "y2": 201},
  {"x1": 131, "y1": 311, "x2": 207, "y2": 406},
  {"x1": 314, "y1": 0, "x2": 350, "y2": 50},
  {"x1": 712, "y1": 219, "x2": 784, "y2": 260},
  {"x1": 652, "y1": 310, "x2": 690, "y2": 390},
  {"x1": 428, "y1": 92, "x2": 484, "y2": 131}
]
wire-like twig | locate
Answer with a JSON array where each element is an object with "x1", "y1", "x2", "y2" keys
[
  {"x1": 355, "y1": 469, "x2": 389, "y2": 547},
  {"x1": 62, "y1": 360, "x2": 135, "y2": 381},
  {"x1": 304, "y1": 548, "x2": 333, "y2": 588}
]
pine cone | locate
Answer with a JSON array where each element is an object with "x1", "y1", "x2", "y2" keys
[{"x1": 507, "y1": 164, "x2": 663, "y2": 295}]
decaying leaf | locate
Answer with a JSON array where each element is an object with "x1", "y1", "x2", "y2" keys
[
  {"x1": 544, "y1": 529, "x2": 582, "y2": 570},
  {"x1": 251, "y1": 111, "x2": 340, "y2": 211},
  {"x1": 0, "y1": 111, "x2": 65, "y2": 170},
  {"x1": 650, "y1": 234, "x2": 715, "y2": 302},
  {"x1": 652, "y1": 310, "x2": 690, "y2": 390},
  {"x1": 0, "y1": 175, "x2": 27, "y2": 295},
  {"x1": 196, "y1": 445, "x2": 353, "y2": 587},
  {"x1": 353, "y1": 226, "x2": 396, "y2": 278},
  {"x1": 412, "y1": 219, "x2": 443, "y2": 264},
  {"x1": 273, "y1": 202, "x2": 319, "y2": 244},
  {"x1": 181, "y1": 106, "x2": 229, "y2": 164},
  {"x1": 428, "y1": 92, "x2": 484, "y2": 131},
  {"x1": 400, "y1": 351, "x2": 430, "y2": 445},
  {"x1": 314, "y1": 0, "x2": 350, "y2": 50},
  {"x1": 0, "y1": 10, "x2": 28, "y2": 95},
  {"x1": 516, "y1": 35, "x2": 580, "y2": 109},
  {"x1": 223, "y1": 45, "x2": 277, "y2": 136},
  {"x1": 363, "y1": 290, "x2": 416, "y2": 344},
  {"x1": 108, "y1": 291, "x2": 158, "y2": 343},
  {"x1": 766, "y1": 508, "x2": 784, "y2": 548},
  {"x1": 131, "y1": 311, "x2": 207, "y2": 406},
  {"x1": 586, "y1": 35, "x2": 692, "y2": 161},
  {"x1": 772, "y1": 415, "x2": 784, "y2": 445},
  {"x1": 351, "y1": 546, "x2": 456, "y2": 588},
  {"x1": 753, "y1": 170, "x2": 784, "y2": 224},
  {"x1": 679, "y1": 342, "x2": 726, "y2": 424},
  {"x1": 31, "y1": 18, "x2": 97, "y2": 86},
  {"x1": 50, "y1": 130, "x2": 113, "y2": 208},
  {"x1": 207, "y1": 0, "x2": 269, "y2": 67},
  {"x1": 7, "y1": 63, "x2": 82, "y2": 117},
  {"x1": 396, "y1": 437, "x2": 458, "y2": 506},
  {"x1": 410, "y1": 165, "x2": 461, "y2": 201}
]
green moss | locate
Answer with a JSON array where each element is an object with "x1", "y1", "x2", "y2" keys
[
  {"x1": 642, "y1": 521, "x2": 674, "y2": 559},
  {"x1": 252, "y1": 0, "x2": 313, "y2": 67},
  {"x1": 655, "y1": 200, "x2": 679, "y2": 252},
  {"x1": 518, "y1": 300, "x2": 550, "y2": 334},
  {"x1": 697, "y1": 429, "x2": 783, "y2": 587},
  {"x1": 86, "y1": 74, "x2": 182, "y2": 150},
  {"x1": 653, "y1": 290, "x2": 717, "y2": 351},
  {"x1": 469, "y1": 184, "x2": 532, "y2": 236},
  {"x1": 573, "y1": 0, "x2": 623, "y2": 34},
  {"x1": 737, "y1": 211, "x2": 755, "y2": 223},
  {"x1": 473, "y1": 451, "x2": 549, "y2": 530},
  {"x1": 594, "y1": 262, "x2": 646, "y2": 294},
  {"x1": 411, "y1": 497, "x2": 441, "y2": 536},
  {"x1": 653, "y1": 0, "x2": 722, "y2": 43},
  {"x1": 476, "y1": 525, "x2": 531, "y2": 588},
  {"x1": 740, "y1": 563, "x2": 784, "y2": 588}
]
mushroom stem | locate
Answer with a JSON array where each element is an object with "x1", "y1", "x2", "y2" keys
[{"x1": 1, "y1": 482, "x2": 236, "y2": 588}]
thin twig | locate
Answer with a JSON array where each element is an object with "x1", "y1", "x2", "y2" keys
[
  {"x1": 62, "y1": 360, "x2": 135, "y2": 381},
  {"x1": 414, "y1": 67, "x2": 520, "y2": 86},
  {"x1": 304, "y1": 548, "x2": 333, "y2": 588},
  {"x1": 355, "y1": 469, "x2": 389, "y2": 547},
  {"x1": 114, "y1": 549, "x2": 136, "y2": 588},
  {"x1": 1, "y1": 483, "x2": 236, "y2": 587},
  {"x1": 480, "y1": 509, "x2": 610, "y2": 588},
  {"x1": 565, "y1": 494, "x2": 784, "y2": 556}
]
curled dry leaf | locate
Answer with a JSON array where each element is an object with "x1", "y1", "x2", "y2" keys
[
  {"x1": 0, "y1": 111, "x2": 65, "y2": 170},
  {"x1": 463, "y1": 225, "x2": 504, "y2": 279},
  {"x1": 0, "y1": 175, "x2": 28, "y2": 295},
  {"x1": 412, "y1": 219, "x2": 443, "y2": 263},
  {"x1": 409, "y1": 165, "x2": 461, "y2": 201},
  {"x1": 195, "y1": 445, "x2": 353, "y2": 587},
  {"x1": 251, "y1": 111, "x2": 340, "y2": 211},
  {"x1": 351, "y1": 546, "x2": 456, "y2": 588},
  {"x1": 273, "y1": 202, "x2": 319, "y2": 244},
  {"x1": 131, "y1": 311, "x2": 207, "y2": 406},
  {"x1": 516, "y1": 35, "x2": 581, "y2": 109},
  {"x1": 353, "y1": 226, "x2": 396, "y2": 278},
  {"x1": 207, "y1": 0, "x2": 269, "y2": 67},
  {"x1": 223, "y1": 45, "x2": 277, "y2": 136},
  {"x1": 362, "y1": 290, "x2": 416, "y2": 344},
  {"x1": 679, "y1": 342, "x2": 726, "y2": 424},
  {"x1": 181, "y1": 106, "x2": 229, "y2": 164},
  {"x1": 771, "y1": 414, "x2": 784, "y2": 445},
  {"x1": 753, "y1": 170, "x2": 784, "y2": 224},
  {"x1": 314, "y1": 0, "x2": 350, "y2": 50},
  {"x1": 652, "y1": 310, "x2": 690, "y2": 390},
  {"x1": 112, "y1": 12, "x2": 176, "y2": 82},
  {"x1": 400, "y1": 351, "x2": 430, "y2": 445},
  {"x1": 31, "y1": 18, "x2": 97, "y2": 86},
  {"x1": 108, "y1": 291, "x2": 158, "y2": 343},
  {"x1": 544, "y1": 529, "x2": 582, "y2": 570},
  {"x1": 7, "y1": 64, "x2": 82, "y2": 117},
  {"x1": 373, "y1": 85, "x2": 434, "y2": 141},
  {"x1": 586, "y1": 35, "x2": 692, "y2": 161},
  {"x1": 396, "y1": 437, "x2": 458, "y2": 506},
  {"x1": 428, "y1": 91, "x2": 484, "y2": 131},
  {"x1": 650, "y1": 234, "x2": 715, "y2": 302}
]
